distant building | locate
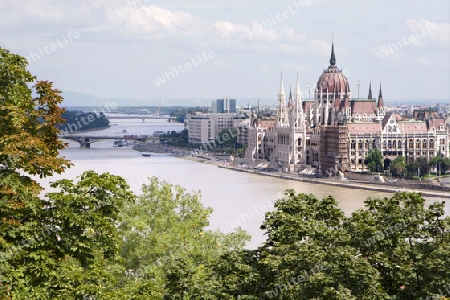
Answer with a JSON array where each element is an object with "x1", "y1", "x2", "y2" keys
[
  {"x1": 244, "y1": 42, "x2": 449, "y2": 175},
  {"x1": 186, "y1": 113, "x2": 248, "y2": 144},
  {"x1": 212, "y1": 97, "x2": 236, "y2": 113}
]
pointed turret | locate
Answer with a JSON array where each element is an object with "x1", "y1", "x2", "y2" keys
[
  {"x1": 377, "y1": 82, "x2": 384, "y2": 108},
  {"x1": 368, "y1": 82, "x2": 372, "y2": 100},
  {"x1": 278, "y1": 73, "x2": 285, "y2": 97},
  {"x1": 341, "y1": 83, "x2": 350, "y2": 112},
  {"x1": 288, "y1": 86, "x2": 294, "y2": 111},
  {"x1": 329, "y1": 42, "x2": 336, "y2": 66},
  {"x1": 294, "y1": 72, "x2": 303, "y2": 113},
  {"x1": 277, "y1": 73, "x2": 288, "y2": 126}
]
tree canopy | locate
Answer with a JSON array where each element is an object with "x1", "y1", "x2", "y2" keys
[{"x1": 364, "y1": 148, "x2": 383, "y2": 173}]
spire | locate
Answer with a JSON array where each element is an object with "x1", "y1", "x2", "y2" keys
[
  {"x1": 329, "y1": 41, "x2": 336, "y2": 66},
  {"x1": 368, "y1": 81, "x2": 372, "y2": 100},
  {"x1": 277, "y1": 73, "x2": 288, "y2": 126},
  {"x1": 294, "y1": 72, "x2": 303, "y2": 113},
  {"x1": 377, "y1": 82, "x2": 384, "y2": 108},
  {"x1": 279, "y1": 72, "x2": 285, "y2": 96},
  {"x1": 288, "y1": 86, "x2": 294, "y2": 111}
]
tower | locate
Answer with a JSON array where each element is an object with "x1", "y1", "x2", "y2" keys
[
  {"x1": 377, "y1": 82, "x2": 385, "y2": 118},
  {"x1": 313, "y1": 41, "x2": 350, "y2": 126},
  {"x1": 291, "y1": 73, "x2": 306, "y2": 165},
  {"x1": 276, "y1": 73, "x2": 288, "y2": 127}
]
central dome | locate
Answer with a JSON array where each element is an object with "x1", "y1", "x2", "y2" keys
[{"x1": 316, "y1": 43, "x2": 349, "y2": 95}]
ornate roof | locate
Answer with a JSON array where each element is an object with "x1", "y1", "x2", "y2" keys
[
  {"x1": 348, "y1": 123, "x2": 381, "y2": 134},
  {"x1": 316, "y1": 42, "x2": 349, "y2": 95},
  {"x1": 350, "y1": 100, "x2": 377, "y2": 116}
]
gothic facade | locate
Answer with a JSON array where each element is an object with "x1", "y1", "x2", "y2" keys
[{"x1": 244, "y1": 43, "x2": 449, "y2": 175}]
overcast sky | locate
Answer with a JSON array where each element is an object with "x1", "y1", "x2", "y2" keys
[{"x1": 1, "y1": 0, "x2": 449, "y2": 105}]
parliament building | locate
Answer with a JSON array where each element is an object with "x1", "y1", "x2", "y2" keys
[{"x1": 244, "y1": 43, "x2": 449, "y2": 176}]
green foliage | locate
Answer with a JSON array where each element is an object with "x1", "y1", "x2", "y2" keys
[
  {"x1": 169, "y1": 107, "x2": 206, "y2": 123},
  {"x1": 364, "y1": 148, "x2": 383, "y2": 173},
  {"x1": 160, "y1": 129, "x2": 188, "y2": 147},
  {"x1": 253, "y1": 191, "x2": 450, "y2": 299},
  {"x1": 59, "y1": 110, "x2": 110, "y2": 134},
  {"x1": 406, "y1": 157, "x2": 431, "y2": 179},
  {"x1": 113, "y1": 177, "x2": 250, "y2": 299},
  {"x1": 391, "y1": 156, "x2": 406, "y2": 177},
  {"x1": 429, "y1": 156, "x2": 450, "y2": 175},
  {"x1": 257, "y1": 191, "x2": 385, "y2": 299}
]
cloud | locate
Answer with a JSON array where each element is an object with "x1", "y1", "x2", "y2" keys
[{"x1": 405, "y1": 18, "x2": 450, "y2": 47}]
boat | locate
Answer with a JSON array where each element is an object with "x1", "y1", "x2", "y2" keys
[
  {"x1": 113, "y1": 140, "x2": 125, "y2": 147},
  {"x1": 142, "y1": 153, "x2": 151, "y2": 157}
]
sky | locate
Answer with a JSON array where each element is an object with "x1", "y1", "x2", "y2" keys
[{"x1": 1, "y1": 0, "x2": 449, "y2": 106}]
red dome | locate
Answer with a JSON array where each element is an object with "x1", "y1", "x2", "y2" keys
[
  {"x1": 316, "y1": 42, "x2": 349, "y2": 95},
  {"x1": 316, "y1": 67, "x2": 349, "y2": 94}
]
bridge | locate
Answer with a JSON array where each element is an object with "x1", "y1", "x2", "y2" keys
[
  {"x1": 60, "y1": 134, "x2": 159, "y2": 148},
  {"x1": 105, "y1": 114, "x2": 176, "y2": 122}
]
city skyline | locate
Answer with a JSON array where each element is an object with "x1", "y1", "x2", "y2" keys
[{"x1": 1, "y1": 0, "x2": 449, "y2": 104}]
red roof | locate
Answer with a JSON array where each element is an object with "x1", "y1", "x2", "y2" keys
[
  {"x1": 401, "y1": 122, "x2": 428, "y2": 134},
  {"x1": 427, "y1": 118, "x2": 445, "y2": 131},
  {"x1": 351, "y1": 100, "x2": 377, "y2": 116},
  {"x1": 348, "y1": 123, "x2": 381, "y2": 134}
]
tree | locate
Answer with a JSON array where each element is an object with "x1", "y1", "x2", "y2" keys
[
  {"x1": 247, "y1": 191, "x2": 450, "y2": 299},
  {"x1": 0, "y1": 47, "x2": 72, "y2": 297},
  {"x1": 112, "y1": 177, "x2": 250, "y2": 299},
  {"x1": 346, "y1": 192, "x2": 449, "y2": 299},
  {"x1": 390, "y1": 156, "x2": 406, "y2": 177},
  {"x1": 0, "y1": 47, "x2": 137, "y2": 299},
  {"x1": 429, "y1": 156, "x2": 450, "y2": 175},
  {"x1": 364, "y1": 148, "x2": 383, "y2": 173},
  {"x1": 406, "y1": 157, "x2": 431, "y2": 179},
  {"x1": 256, "y1": 191, "x2": 386, "y2": 299}
]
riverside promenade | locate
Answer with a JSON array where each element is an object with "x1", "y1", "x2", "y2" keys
[
  {"x1": 217, "y1": 164, "x2": 450, "y2": 198},
  {"x1": 134, "y1": 142, "x2": 450, "y2": 199}
]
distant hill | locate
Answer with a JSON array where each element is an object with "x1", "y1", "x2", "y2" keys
[
  {"x1": 61, "y1": 91, "x2": 278, "y2": 108},
  {"x1": 61, "y1": 91, "x2": 449, "y2": 108}
]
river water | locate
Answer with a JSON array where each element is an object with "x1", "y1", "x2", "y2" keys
[{"x1": 41, "y1": 118, "x2": 448, "y2": 249}]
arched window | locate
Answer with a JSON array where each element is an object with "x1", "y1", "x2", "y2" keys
[
  {"x1": 388, "y1": 140, "x2": 392, "y2": 149},
  {"x1": 416, "y1": 139, "x2": 420, "y2": 148},
  {"x1": 351, "y1": 140, "x2": 356, "y2": 149},
  {"x1": 398, "y1": 140, "x2": 402, "y2": 149},
  {"x1": 409, "y1": 139, "x2": 413, "y2": 148},
  {"x1": 372, "y1": 139, "x2": 377, "y2": 149},
  {"x1": 430, "y1": 139, "x2": 434, "y2": 148},
  {"x1": 393, "y1": 140, "x2": 397, "y2": 148},
  {"x1": 423, "y1": 139, "x2": 427, "y2": 148},
  {"x1": 358, "y1": 140, "x2": 363, "y2": 149},
  {"x1": 365, "y1": 140, "x2": 369, "y2": 149}
]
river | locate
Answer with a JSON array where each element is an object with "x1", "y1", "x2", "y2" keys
[{"x1": 41, "y1": 118, "x2": 448, "y2": 249}]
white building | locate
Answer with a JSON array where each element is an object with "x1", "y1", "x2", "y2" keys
[{"x1": 186, "y1": 113, "x2": 249, "y2": 144}]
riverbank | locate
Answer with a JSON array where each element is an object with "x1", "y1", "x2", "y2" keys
[{"x1": 133, "y1": 143, "x2": 450, "y2": 198}]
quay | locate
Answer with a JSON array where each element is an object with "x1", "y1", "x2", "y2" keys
[{"x1": 133, "y1": 143, "x2": 450, "y2": 199}]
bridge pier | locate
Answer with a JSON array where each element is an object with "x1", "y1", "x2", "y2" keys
[{"x1": 80, "y1": 137, "x2": 90, "y2": 148}]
